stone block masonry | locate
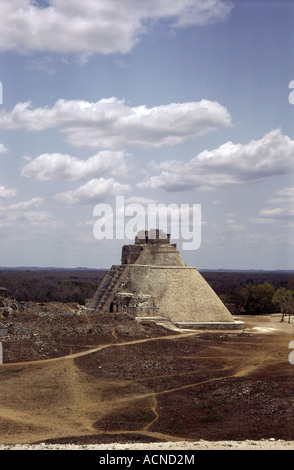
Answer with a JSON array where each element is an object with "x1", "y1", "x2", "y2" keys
[{"x1": 88, "y1": 230, "x2": 243, "y2": 331}]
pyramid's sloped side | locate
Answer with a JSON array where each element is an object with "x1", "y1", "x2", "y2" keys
[
  {"x1": 125, "y1": 265, "x2": 234, "y2": 323},
  {"x1": 88, "y1": 263, "x2": 235, "y2": 323}
]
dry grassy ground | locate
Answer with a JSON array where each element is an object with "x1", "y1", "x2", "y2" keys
[{"x1": 0, "y1": 311, "x2": 293, "y2": 449}]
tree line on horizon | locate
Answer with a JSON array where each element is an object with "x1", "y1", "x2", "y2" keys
[
  {"x1": 0, "y1": 270, "x2": 105, "y2": 305},
  {"x1": 0, "y1": 270, "x2": 293, "y2": 319},
  {"x1": 221, "y1": 281, "x2": 294, "y2": 320}
]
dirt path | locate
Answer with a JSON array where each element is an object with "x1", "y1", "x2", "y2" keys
[
  {"x1": 0, "y1": 331, "x2": 194, "y2": 368},
  {"x1": 0, "y1": 315, "x2": 293, "y2": 446},
  {"x1": 0, "y1": 330, "x2": 198, "y2": 444}
]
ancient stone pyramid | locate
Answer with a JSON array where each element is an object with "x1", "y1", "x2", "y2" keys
[{"x1": 87, "y1": 229, "x2": 243, "y2": 330}]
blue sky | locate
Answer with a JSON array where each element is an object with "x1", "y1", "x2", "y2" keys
[{"x1": 0, "y1": 0, "x2": 294, "y2": 270}]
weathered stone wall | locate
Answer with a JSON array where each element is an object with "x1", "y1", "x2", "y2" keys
[
  {"x1": 121, "y1": 244, "x2": 142, "y2": 265},
  {"x1": 110, "y1": 292, "x2": 158, "y2": 316},
  {"x1": 135, "y1": 229, "x2": 171, "y2": 245},
  {"x1": 134, "y1": 244, "x2": 184, "y2": 266}
]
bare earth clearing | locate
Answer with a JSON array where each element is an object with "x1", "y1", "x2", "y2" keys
[{"x1": 0, "y1": 308, "x2": 293, "y2": 451}]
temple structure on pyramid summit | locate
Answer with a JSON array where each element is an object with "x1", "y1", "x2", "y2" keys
[{"x1": 87, "y1": 229, "x2": 244, "y2": 331}]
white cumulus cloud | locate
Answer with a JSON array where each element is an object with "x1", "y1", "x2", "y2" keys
[
  {"x1": 9, "y1": 197, "x2": 44, "y2": 210},
  {"x1": 254, "y1": 187, "x2": 294, "y2": 223},
  {"x1": 0, "y1": 97, "x2": 232, "y2": 149},
  {"x1": 0, "y1": 185, "x2": 17, "y2": 199},
  {"x1": 0, "y1": 143, "x2": 8, "y2": 154},
  {"x1": 0, "y1": 196, "x2": 56, "y2": 229},
  {"x1": 21, "y1": 150, "x2": 131, "y2": 181},
  {"x1": 0, "y1": 0, "x2": 233, "y2": 58},
  {"x1": 138, "y1": 129, "x2": 294, "y2": 191},
  {"x1": 55, "y1": 177, "x2": 131, "y2": 204}
]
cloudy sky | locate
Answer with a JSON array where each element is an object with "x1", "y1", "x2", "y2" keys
[{"x1": 0, "y1": 0, "x2": 294, "y2": 270}]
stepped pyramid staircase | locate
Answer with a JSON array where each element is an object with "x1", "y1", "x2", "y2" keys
[{"x1": 86, "y1": 265, "x2": 128, "y2": 312}]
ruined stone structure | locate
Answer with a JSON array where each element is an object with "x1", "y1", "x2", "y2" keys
[{"x1": 87, "y1": 230, "x2": 243, "y2": 330}]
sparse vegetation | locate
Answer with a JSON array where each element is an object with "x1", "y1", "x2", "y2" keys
[
  {"x1": 201, "y1": 271, "x2": 294, "y2": 316},
  {"x1": 0, "y1": 269, "x2": 106, "y2": 305},
  {"x1": 272, "y1": 287, "x2": 294, "y2": 323}
]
